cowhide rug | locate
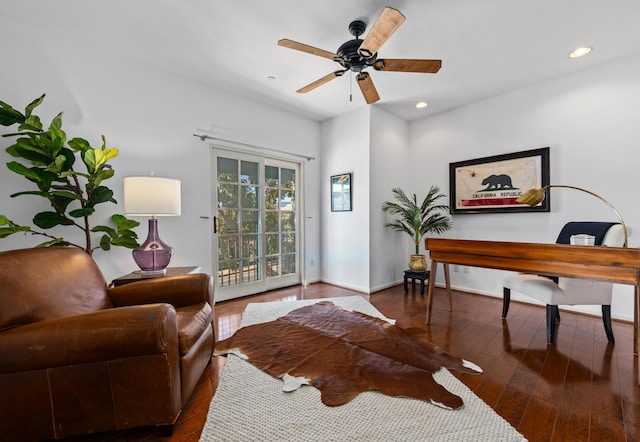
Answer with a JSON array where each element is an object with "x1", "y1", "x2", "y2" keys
[{"x1": 214, "y1": 301, "x2": 482, "y2": 409}]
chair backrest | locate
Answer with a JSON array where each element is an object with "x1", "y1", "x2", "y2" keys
[
  {"x1": 0, "y1": 247, "x2": 112, "y2": 332},
  {"x1": 555, "y1": 221, "x2": 623, "y2": 246},
  {"x1": 556, "y1": 222, "x2": 624, "y2": 304}
]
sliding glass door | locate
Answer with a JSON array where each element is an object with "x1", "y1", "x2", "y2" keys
[{"x1": 212, "y1": 149, "x2": 300, "y2": 301}]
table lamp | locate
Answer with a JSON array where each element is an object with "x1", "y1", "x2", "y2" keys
[
  {"x1": 124, "y1": 176, "x2": 181, "y2": 275},
  {"x1": 517, "y1": 184, "x2": 628, "y2": 247}
]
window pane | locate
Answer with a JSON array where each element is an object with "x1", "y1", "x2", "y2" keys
[
  {"x1": 265, "y1": 211, "x2": 278, "y2": 233},
  {"x1": 265, "y1": 187, "x2": 278, "y2": 210},
  {"x1": 218, "y1": 235, "x2": 239, "y2": 261},
  {"x1": 218, "y1": 184, "x2": 238, "y2": 208},
  {"x1": 280, "y1": 189, "x2": 294, "y2": 211},
  {"x1": 267, "y1": 256, "x2": 280, "y2": 278},
  {"x1": 242, "y1": 234, "x2": 258, "y2": 258},
  {"x1": 218, "y1": 209, "x2": 238, "y2": 234},
  {"x1": 265, "y1": 165, "x2": 279, "y2": 187},
  {"x1": 281, "y1": 168, "x2": 295, "y2": 188},
  {"x1": 281, "y1": 232, "x2": 295, "y2": 253},
  {"x1": 281, "y1": 212, "x2": 295, "y2": 232},
  {"x1": 241, "y1": 185, "x2": 259, "y2": 209},
  {"x1": 240, "y1": 161, "x2": 258, "y2": 185},
  {"x1": 282, "y1": 254, "x2": 295, "y2": 275},
  {"x1": 266, "y1": 233, "x2": 279, "y2": 255},
  {"x1": 242, "y1": 259, "x2": 260, "y2": 283},
  {"x1": 218, "y1": 261, "x2": 240, "y2": 287},
  {"x1": 241, "y1": 210, "x2": 259, "y2": 233},
  {"x1": 217, "y1": 158, "x2": 238, "y2": 182}
]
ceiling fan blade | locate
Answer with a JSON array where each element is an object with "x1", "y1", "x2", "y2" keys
[
  {"x1": 358, "y1": 7, "x2": 406, "y2": 58},
  {"x1": 356, "y1": 72, "x2": 380, "y2": 104},
  {"x1": 278, "y1": 39, "x2": 337, "y2": 60},
  {"x1": 296, "y1": 70, "x2": 347, "y2": 94},
  {"x1": 373, "y1": 59, "x2": 442, "y2": 73}
]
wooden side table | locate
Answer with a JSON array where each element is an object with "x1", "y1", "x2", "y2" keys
[
  {"x1": 111, "y1": 266, "x2": 201, "y2": 287},
  {"x1": 403, "y1": 270, "x2": 430, "y2": 295}
]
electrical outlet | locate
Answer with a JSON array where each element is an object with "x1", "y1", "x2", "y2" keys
[
  {"x1": 453, "y1": 265, "x2": 459, "y2": 272},
  {"x1": 463, "y1": 266, "x2": 470, "y2": 274}
]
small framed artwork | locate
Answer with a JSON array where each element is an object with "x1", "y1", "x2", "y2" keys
[
  {"x1": 449, "y1": 147, "x2": 550, "y2": 214},
  {"x1": 331, "y1": 173, "x2": 352, "y2": 212}
]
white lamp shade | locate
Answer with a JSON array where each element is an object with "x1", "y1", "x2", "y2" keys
[{"x1": 124, "y1": 176, "x2": 181, "y2": 216}]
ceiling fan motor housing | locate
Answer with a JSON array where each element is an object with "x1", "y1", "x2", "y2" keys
[
  {"x1": 336, "y1": 39, "x2": 375, "y2": 72},
  {"x1": 335, "y1": 20, "x2": 377, "y2": 72}
]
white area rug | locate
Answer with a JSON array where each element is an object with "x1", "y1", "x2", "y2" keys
[{"x1": 200, "y1": 296, "x2": 527, "y2": 441}]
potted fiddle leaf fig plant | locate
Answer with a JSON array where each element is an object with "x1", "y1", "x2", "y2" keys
[
  {"x1": 382, "y1": 186, "x2": 452, "y2": 272},
  {"x1": 0, "y1": 94, "x2": 140, "y2": 255}
]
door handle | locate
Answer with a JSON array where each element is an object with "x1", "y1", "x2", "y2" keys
[{"x1": 213, "y1": 216, "x2": 218, "y2": 233}]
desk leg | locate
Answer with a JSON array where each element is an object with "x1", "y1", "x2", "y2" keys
[
  {"x1": 636, "y1": 283, "x2": 639, "y2": 385},
  {"x1": 426, "y1": 261, "x2": 438, "y2": 324},
  {"x1": 444, "y1": 263, "x2": 452, "y2": 311},
  {"x1": 635, "y1": 283, "x2": 639, "y2": 357}
]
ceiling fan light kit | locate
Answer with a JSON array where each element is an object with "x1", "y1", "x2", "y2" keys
[{"x1": 278, "y1": 6, "x2": 442, "y2": 104}]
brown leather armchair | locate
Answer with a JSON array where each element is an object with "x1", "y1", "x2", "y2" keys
[{"x1": 0, "y1": 247, "x2": 215, "y2": 441}]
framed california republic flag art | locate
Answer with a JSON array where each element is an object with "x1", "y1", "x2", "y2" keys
[{"x1": 449, "y1": 147, "x2": 550, "y2": 214}]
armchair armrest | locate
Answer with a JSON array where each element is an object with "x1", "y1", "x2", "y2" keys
[
  {"x1": 108, "y1": 273, "x2": 213, "y2": 308},
  {"x1": 0, "y1": 304, "x2": 177, "y2": 374}
]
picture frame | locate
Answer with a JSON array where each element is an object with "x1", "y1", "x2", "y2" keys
[
  {"x1": 331, "y1": 173, "x2": 352, "y2": 212},
  {"x1": 449, "y1": 147, "x2": 550, "y2": 214}
]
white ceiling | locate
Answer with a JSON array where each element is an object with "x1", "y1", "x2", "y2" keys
[{"x1": 4, "y1": 0, "x2": 640, "y2": 122}]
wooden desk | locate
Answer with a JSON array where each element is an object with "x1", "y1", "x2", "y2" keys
[{"x1": 425, "y1": 238, "x2": 640, "y2": 380}]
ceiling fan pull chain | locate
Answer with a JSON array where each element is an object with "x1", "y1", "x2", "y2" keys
[{"x1": 349, "y1": 71, "x2": 353, "y2": 102}]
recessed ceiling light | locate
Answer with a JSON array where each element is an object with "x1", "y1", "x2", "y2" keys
[
  {"x1": 415, "y1": 102, "x2": 428, "y2": 109},
  {"x1": 569, "y1": 47, "x2": 592, "y2": 58}
]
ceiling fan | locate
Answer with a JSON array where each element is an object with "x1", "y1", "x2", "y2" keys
[{"x1": 278, "y1": 6, "x2": 442, "y2": 104}]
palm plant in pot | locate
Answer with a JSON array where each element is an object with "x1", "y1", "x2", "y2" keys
[{"x1": 381, "y1": 186, "x2": 452, "y2": 272}]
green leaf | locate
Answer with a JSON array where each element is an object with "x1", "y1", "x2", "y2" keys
[
  {"x1": 0, "y1": 216, "x2": 31, "y2": 238},
  {"x1": 59, "y1": 148, "x2": 76, "y2": 170},
  {"x1": 92, "y1": 168, "x2": 115, "y2": 187},
  {"x1": 88, "y1": 186, "x2": 114, "y2": 207},
  {"x1": 35, "y1": 238, "x2": 68, "y2": 248},
  {"x1": 33, "y1": 211, "x2": 72, "y2": 229},
  {"x1": 69, "y1": 207, "x2": 95, "y2": 218},
  {"x1": 47, "y1": 113, "x2": 66, "y2": 152},
  {"x1": 111, "y1": 214, "x2": 140, "y2": 230},
  {"x1": 49, "y1": 194, "x2": 75, "y2": 214},
  {"x1": 6, "y1": 161, "x2": 41, "y2": 180},
  {"x1": 50, "y1": 190, "x2": 81, "y2": 200},
  {"x1": 110, "y1": 236, "x2": 139, "y2": 249},
  {"x1": 19, "y1": 114, "x2": 43, "y2": 132},
  {"x1": 24, "y1": 94, "x2": 45, "y2": 117},
  {"x1": 45, "y1": 154, "x2": 67, "y2": 174},
  {"x1": 99, "y1": 234, "x2": 112, "y2": 251},
  {"x1": 93, "y1": 147, "x2": 119, "y2": 169},
  {"x1": 68, "y1": 137, "x2": 91, "y2": 152},
  {"x1": 83, "y1": 149, "x2": 96, "y2": 172},
  {"x1": 6, "y1": 138, "x2": 52, "y2": 164},
  {"x1": 9, "y1": 190, "x2": 47, "y2": 198},
  {"x1": 0, "y1": 100, "x2": 25, "y2": 126},
  {"x1": 91, "y1": 225, "x2": 116, "y2": 236}
]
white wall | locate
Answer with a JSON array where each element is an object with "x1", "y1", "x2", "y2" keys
[
  {"x1": 0, "y1": 16, "x2": 321, "y2": 284},
  {"x1": 408, "y1": 54, "x2": 640, "y2": 321},
  {"x1": 369, "y1": 107, "x2": 411, "y2": 291},
  {"x1": 320, "y1": 108, "x2": 371, "y2": 292}
]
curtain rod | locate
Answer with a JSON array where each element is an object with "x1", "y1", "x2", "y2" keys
[{"x1": 193, "y1": 133, "x2": 315, "y2": 161}]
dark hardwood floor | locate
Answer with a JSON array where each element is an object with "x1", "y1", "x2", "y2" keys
[{"x1": 61, "y1": 282, "x2": 639, "y2": 442}]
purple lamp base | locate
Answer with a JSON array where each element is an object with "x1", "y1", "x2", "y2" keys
[{"x1": 132, "y1": 218, "x2": 174, "y2": 276}]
